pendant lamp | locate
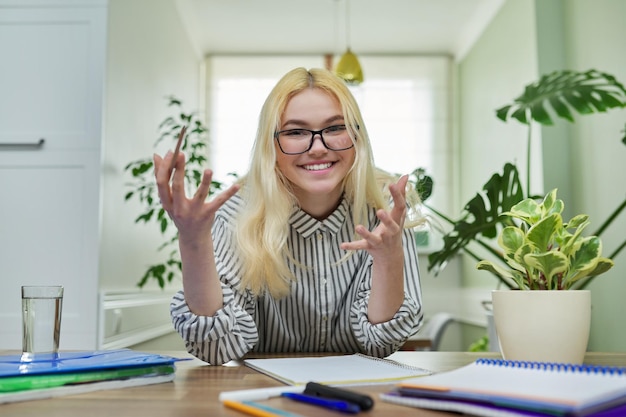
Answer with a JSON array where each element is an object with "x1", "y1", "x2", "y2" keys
[{"x1": 334, "y1": 0, "x2": 363, "y2": 85}]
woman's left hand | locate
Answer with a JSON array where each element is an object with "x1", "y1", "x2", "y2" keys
[{"x1": 340, "y1": 174, "x2": 408, "y2": 259}]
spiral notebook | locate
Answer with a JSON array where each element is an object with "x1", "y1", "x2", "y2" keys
[
  {"x1": 382, "y1": 358, "x2": 626, "y2": 416},
  {"x1": 244, "y1": 353, "x2": 431, "y2": 386}
]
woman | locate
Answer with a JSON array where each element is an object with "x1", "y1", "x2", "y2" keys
[{"x1": 154, "y1": 67, "x2": 425, "y2": 365}]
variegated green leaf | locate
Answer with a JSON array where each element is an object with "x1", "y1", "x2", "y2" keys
[
  {"x1": 524, "y1": 251, "x2": 568, "y2": 289},
  {"x1": 526, "y1": 213, "x2": 561, "y2": 252}
]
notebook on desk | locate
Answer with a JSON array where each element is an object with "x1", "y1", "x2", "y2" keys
[
  {"x1": 381, "y1": 357, "x2": 626, "y2": 417},
  {"x1": 244, "y1": 353, "x2": 431, "y2": 386}
]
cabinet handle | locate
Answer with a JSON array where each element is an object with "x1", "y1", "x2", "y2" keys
[{"x1": 0, "y1": 138, "x2": 45, "y2": 149}]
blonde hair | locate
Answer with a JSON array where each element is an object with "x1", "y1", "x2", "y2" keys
[{"x1": 235, "y1": 67, "x2": 423, "y2": 298}]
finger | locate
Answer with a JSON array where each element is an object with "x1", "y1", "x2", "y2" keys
[
  {"x1": 154, "y1": 152, "x2": 173, "y2": 207},
  {"x1": 341, "y1": 239, "x2": 369, "y2": 251},
  {"x1": 192, "y1": 169, "x2": 214, "y2": 203},
  {"x1": 388, "y1": 175, "x2": 408, "y2": 221},
  {"x1": 389, "y1": 175, "x2": 408, "y2": 202},
  {"x1": 356, "y1": 224, "x2": 383, "y2": 247},
  {"x1": 340, "y1": 224, "x2": 373, "y2": 251},
  {"x1": 170, "y1": 152, "x2": 187, "y2": 200},
  {"x1": 153, "y1": 152, "x2": 169, "y2": 181},
  {"x1": 210, "y1": 183, "x2": 241, "y2": 207},
  {"x1": 376, "y1": 209, "x2": 401, "y2": 233}
]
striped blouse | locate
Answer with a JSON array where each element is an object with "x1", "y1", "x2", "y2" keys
[{"x1": 170, "y1": 193, "x2": 423, "y2": 365}]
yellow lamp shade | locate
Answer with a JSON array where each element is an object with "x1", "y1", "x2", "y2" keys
[{"x1": 334, "y1": 49, "x2": 363, "y2": 85}]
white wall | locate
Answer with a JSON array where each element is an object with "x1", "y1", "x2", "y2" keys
[
  {"x1": 456, "y1": 0, "x2": 540, "y2": 289},
  {"x1": 100, "y1": 0, "x2": 202, "y2": 292}
]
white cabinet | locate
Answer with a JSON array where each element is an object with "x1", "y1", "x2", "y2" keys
[{"x1": 0, "y1": 1, "x2": 107, "y2": 350}]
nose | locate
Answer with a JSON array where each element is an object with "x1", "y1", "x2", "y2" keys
[{"x1": 308, "y1": 133, "x2": 327, "y2": 153}]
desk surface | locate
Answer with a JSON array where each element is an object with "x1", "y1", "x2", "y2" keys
[{"x1": 2, "y1": 351, "x2": 626, "y2": 417}]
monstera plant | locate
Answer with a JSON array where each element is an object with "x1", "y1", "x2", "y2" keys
[{"x1": 419, "y1": 69, "x2": 626, "y2": 289}]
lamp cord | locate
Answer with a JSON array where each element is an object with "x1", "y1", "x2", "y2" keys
[{"x1": 345, "y1": 0, "x2": 351, "y2": 49}]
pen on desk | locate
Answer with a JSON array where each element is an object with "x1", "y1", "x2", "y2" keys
[
  {"x1": 242, "y1": 401, "x2": 304, "y2": 417},
  {"x1": 281, "y1": 392, "x2": 361, "y2": 414},
  {"x1": 219, "y1": 385, "x2": 304, "y2": 402},
  {"x1": 223, "y1": 399, "x2": 299, "y2": 417},
  {"x1": 304, "y1": 381, "x2": 374, "y2": 411}
]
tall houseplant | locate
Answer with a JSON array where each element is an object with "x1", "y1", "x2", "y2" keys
[
  {"x1": 124, "y1": 96, "x2": 224, "y2": 288},
  {"x1": 421, "y1": 69, "x2": 626, "y2": 289}
]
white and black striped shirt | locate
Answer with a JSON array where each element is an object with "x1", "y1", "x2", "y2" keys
[{"x1": 170, "y1": 194, "x2": 423, "y2": 365}]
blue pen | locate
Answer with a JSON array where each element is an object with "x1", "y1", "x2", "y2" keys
[{"x1": 281, "y1": 392, "x2": 361, "y2": 414}]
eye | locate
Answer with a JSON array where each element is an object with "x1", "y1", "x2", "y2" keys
[
  {"x1": 323, "y1": 125, "x2": 347, "y2": 135},
  {"x1": 282, "y1": 129, "x2": 308, "y2": 138}
]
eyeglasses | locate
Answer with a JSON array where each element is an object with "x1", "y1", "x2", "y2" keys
[{"x1": 274, "y1": 124, "x2": 355, "y2": 155}]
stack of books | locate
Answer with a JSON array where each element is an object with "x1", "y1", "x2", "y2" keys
[
  {"x1": 380, "y1": 358, "x2": 626, "y2": 417},
  {"x1": 0, "y1": 349, "x2": 185, "y2": 404}
]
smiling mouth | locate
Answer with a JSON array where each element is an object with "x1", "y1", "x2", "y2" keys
[{"x1": 302, "y1": 162, "x2": 333, "y2": 171}]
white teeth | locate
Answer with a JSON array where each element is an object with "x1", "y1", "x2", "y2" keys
[{"x1": 303, "y1": 162, "x2": 332, "y2": 171}]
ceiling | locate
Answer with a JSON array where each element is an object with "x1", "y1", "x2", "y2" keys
[{"x1": 175, "y1": 0, "x2": 504, "y2": 59}]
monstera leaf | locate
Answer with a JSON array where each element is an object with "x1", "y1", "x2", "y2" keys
[
  {"x1": 427, "y1": 163, "x2": 524, "y2": 282},
  {"x1": 496, "y1": 69, "x2": 626, "y2": 126}
]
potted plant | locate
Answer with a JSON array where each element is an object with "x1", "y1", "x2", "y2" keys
[
  {"x1": 412, "y1": 69, "x2": 626, "y2": 353},
  {"x1": 476, "y1": 188, "x2": 614, "y2": 364}
]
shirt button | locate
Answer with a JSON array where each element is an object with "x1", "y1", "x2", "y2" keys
[
  {"x1": 322, "y1": 316, "x2": 328, "y2": 321},
  {"x1": 317, "y1": 233, "x2": 323, "y2": 241}
]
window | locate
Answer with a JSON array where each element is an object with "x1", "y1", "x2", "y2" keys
[{"x1": 205, "y1": 55, "x2": 452, "y2": 217}]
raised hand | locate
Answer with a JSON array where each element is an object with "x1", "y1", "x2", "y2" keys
[
  {"x1": 340, "y1": 174, "x2": 408, "y2": 259},
  {"x1": 153, "y1": 150, "x2": 239, "y2": 245}
]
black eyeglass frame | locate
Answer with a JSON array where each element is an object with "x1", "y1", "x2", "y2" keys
[{"x1": 273, "y1": 125, "x2": 357, "y2": 155}]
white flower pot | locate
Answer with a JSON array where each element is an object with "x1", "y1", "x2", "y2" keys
[{"x1": 491, "y1": 290, "x2": 591, "y2": 364}]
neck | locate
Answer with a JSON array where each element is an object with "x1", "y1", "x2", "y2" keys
[{"x1": 296, "y1": 189, "x2": 343, "y2": 220}]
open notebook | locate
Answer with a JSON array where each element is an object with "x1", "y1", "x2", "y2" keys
[{"x1": 244, "y1": 353, "x2": 431, "y2": 386}]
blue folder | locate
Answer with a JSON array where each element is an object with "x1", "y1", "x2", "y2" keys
[{"x1": 0, "y1": 349, "x2": 184, "y2": 377}]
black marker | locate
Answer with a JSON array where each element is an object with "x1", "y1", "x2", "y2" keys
[{"x1": 303, "y1": 381, "x2": 374, "y2": 411}]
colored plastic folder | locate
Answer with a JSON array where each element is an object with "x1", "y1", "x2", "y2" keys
[
  {"x1": 0, "y1": 349, "x2": 186, "y2": 403},
  {"x1": 0, "y1": 349, "x2": 182, "y2": 377}
]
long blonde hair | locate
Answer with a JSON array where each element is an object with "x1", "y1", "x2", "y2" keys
[{"x1": 235, "y1": 67, "x2": 423, "y2": 298}]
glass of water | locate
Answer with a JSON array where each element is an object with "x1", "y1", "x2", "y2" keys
[{"x1": 21, "y1": 285, "x2": 64, "y2": 362}]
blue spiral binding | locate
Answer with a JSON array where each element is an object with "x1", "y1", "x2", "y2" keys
[{"x1": 476, "y1": 358, "x2": 626, "y2": 375}]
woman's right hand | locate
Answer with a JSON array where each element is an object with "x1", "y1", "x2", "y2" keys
[
  {"x1": 153, "y1": 151, "x2": 240, "y2": 245},
  {"x1": 153, "y1": 150, "x2": 240, "y2": 316}
]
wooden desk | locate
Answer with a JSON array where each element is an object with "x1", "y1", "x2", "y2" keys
[{"x1": 2, "y1": 351, "x2": 626, "y2": 417}]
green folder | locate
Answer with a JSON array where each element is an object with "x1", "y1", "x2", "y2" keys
[{"x1": 0, "y1": 364, "x2": 176, "y2": 393}]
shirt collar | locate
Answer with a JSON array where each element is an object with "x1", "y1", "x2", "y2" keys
[{"x1": 289, "y1": 198, "x2": 350, "y2": 238}]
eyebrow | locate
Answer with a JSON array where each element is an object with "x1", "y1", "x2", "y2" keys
[{"x1": 281, "y1": 115, "x2": 345, "y2": 129}]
